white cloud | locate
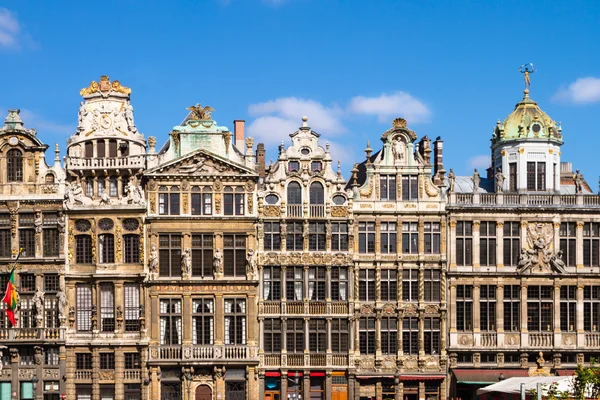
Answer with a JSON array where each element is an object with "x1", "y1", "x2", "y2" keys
[
  {"x1": 348, "y1": 91, "x2": 431, "y2": 124},
  {"x1": 0, "y1": 8, "x2": 20, "y2": 48},
  {"x1": 468, "y1": 154, "x2": 490, "y2": 171},
  {"x1": 553, "y1": 77, "x2": 600, "y2": 104},
  {"x1": 247, "y1": 97, "x2": 345, "y2": 147}
]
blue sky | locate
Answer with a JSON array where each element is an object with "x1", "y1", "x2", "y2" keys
[{"x1": 1, "y1": 0, "x2": 600, "y2": 185}]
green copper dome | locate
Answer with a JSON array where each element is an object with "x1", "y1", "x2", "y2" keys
[{"x1": 492, "y1": 89, "x2": 563, "y2": 145}]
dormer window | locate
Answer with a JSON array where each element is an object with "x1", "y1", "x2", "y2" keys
[
  {"x1": 311, "y1": 161, "x2": 322, "y2": 172},
  {"x1": 531, "y1": 123, "x2": 541, "y2": 134},
  {"x1": 527, "y1": 162, "x2": 546, "y2": 191},
  {"x1": 289, "y1": 161, "x2": 300, "y2": 172},
  {"x1": 6, "y1": 149, "x2": 23, "y2": 182}
]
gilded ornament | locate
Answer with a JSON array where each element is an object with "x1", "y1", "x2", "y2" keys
[
  {"x1": 245, "y1": 180, "x2": 254, "y2": 192},
  {"x1": 263, "y1": 205, "x2": 281, "y2": 217},
  {"x1": 182, "y1": 193, "x2": 189, "y2": 214},
  {"x1": 150, "y1": 195, "x2": 156, "y2": 214},
  {"x1": 187, "y1": 104, "x2": 214, "y2": 120},
  {"x1": 359, "y1": 179, "x2": 373, "y2": 197},
  {"x1": 392, "y1": 117, "x2": 407, "y2": 128},
  {"x1": 331, "y1": 206, "x2": 348, "y2": 217}
]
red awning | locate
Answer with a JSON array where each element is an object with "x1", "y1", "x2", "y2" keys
[
  {"x1": 287, "y1": 372, "x2": 304, "y2": 377},
  {"x1": 556, "y1": 370, "x2": 576, "y2": 376},
  {"x1": 310, "y1": 372, "x2": 325, "y2": 377},
  {"x1": 357, "y1": 375, "x2": 395, "y2": 379},
  {"x1": 453, "y1": 369, "x2": 529, "y2": 384},
  {"x1": 401, "y1": 375, "x2": 445, "y2": 381},
  {"x1": 265, "y1": 372, "x2": 280, "y2": 377}
]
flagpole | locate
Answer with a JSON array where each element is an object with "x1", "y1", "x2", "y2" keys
[{"x1": 2, "y1": 248, "x2": 23, "y2": 327}]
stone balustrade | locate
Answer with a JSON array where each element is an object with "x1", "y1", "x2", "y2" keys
[
  {"x1": 149, "y1": 345, "x2": 258, "y2": 362},
  {"x1": 450, "y1": 192, "x2": 600, "y2": 207}
]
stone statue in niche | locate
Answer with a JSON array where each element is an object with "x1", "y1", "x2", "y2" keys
[
  {"x1": 124, "y1": 100, "x2": 137, "y2": 133},
  {"x1": 125, "y1": 176, "x2": 145, "y2": 206},
  {"x1": 574, "y1": 169, "x2": 584, "y2": 193},
  {"x1": 181, "y1": 248, "x2": 191, "y2": 277},
  {"x1": 246, "y1": 249, "x2": 258, "y2": 280},
  {"x1": 33, "y1": 287, "x2": 44, "y2": 327},
  {"x1": 447, "y1": 169, "x2": 456, "y2": 192},
  {"x1": 495, "y1": 167, "x2": 505, "y2": 193},
  {"x1": 77, "y1": 102, "x2": 88, "y2": 132},
  {"x1": 148, "y1": 246, "x2": 159, "y2": 277},
  {"x1": 471, "y1": 169, "x2": 480, "y2": 193},
  {"x1": 34, "y1": 213, "x2": 43, "y2": 234},
  {"x1": 213, "y1": 249, "x2": 223, "y2": 276},
  {"x1": 392, "y1": 137, "x2": 405, "y2": 163},
  {"x1": 57, "y1": 283, "x2": 68, "y2": 324},
  {"x1": 64, "y1": 180, "x2": 92, "y2": 208}
]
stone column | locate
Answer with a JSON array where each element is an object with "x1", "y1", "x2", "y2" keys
[
  {"x1": 521, "y1": 285, "x2": 528, "y2": 346},
  {"x1": 115, "y1": 282, "x2": 124, "y2": 337},
  {"x1": 496, "y1": 285, "x2": 504, "y2": 346},
  {"x1": 182, "y1": 294, "x2": 192, "y2": 344},
  {"x1": 150, "y1": 295, "x2": 159, "y2": 344},
  {"x1": 449, "y1": 285, "x2": 457, "y2": 333},
  {"x1": 326, "y1": 266, "x2": 332, "y2": 301},
  {"x1": 347, "y1": 375, "x2": 355, "y2": 400},
  {"x1": 449, "y1": 221, "x2": 457, "y2": 269},
  {"x1": 282, "y1": 318, "x2": 288, "y2": 352},
  {"x1": 280, "y1": 374, "x2": 288, "y2": 399},
  {"x1": 577, "y1": 285, "x2": 585, "y2": 347},
  {"x1": 214, "y1": 295, "x2": 224, "y2": 345},
  {"x1": 325, "y1": 371, "x2": 332, "y2": 400},
  {"x1": 259, "y1": 318, "x2": 265, "y2": 351},
  {"x1": 92, "y1": 348, "x2": 100, "y2": 400},
  {"x1": 115, "y1": 348, "x2": 124, "y2": 400},
  {"x1": 248, "y1": 294, "x2": 258, "y2": 346},
  {"x1": 304, "y1": 266, "x2": 309, "y2": 302},
  {"x1": 577, "y1": 221, "x2": 584, "y2": 268},
  {"x1": 473, "y1": 284, "x2": 480, "y2": 333},
  {"x1": 472, "y1": 221, "x2": 481, "y2": 268},
  {"x1": 281, "y1": 266, "x2": 287, "y2": 301},
  {"x1": 303, "y1": 372, "x2": 310, "y2": 400},
  {"x1": 496, "y1": 222, "x2": 504, "y2": 268},
  {"x1": 554, "y1": 285, "x2": 561, "y2": 333},
  {"x1": 375, "y1": 312, "x2": 382, "y2": 356},
  {"x1": 375, "y1": 219, "x2": 381, "y2": 254},
  {"x1": 418, "y1": 219, "x2": 425, "y2": 255}
]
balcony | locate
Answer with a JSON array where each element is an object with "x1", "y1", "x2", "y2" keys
[
  {"x1": 0, "y1": 328, "x2": 64, "y2": 341},
  {"x1": 480, "y1": 333, "x2": 497, "y2": 347},
  {"x1": 262, "y1": 353, "x2": 351, "y2": 368},
  {"x1": 75, "y1": 370, "x2": 93, "y2": 380},
  {"x1": 124, "y1": 370, "x2": 142, "y2": 380},
  {"x1": 585, "y1": 333, "x2": 600, "y2": 348},
  {"x1": 149, "y1": 345, "x2": 257, "y2": 362},
  {"x1": 528, "y1": 332, "x2": 553, "y2": 347},
  {"x1": 65, "y1": 155, "x2": 146, "y2": 170},
  {"x1": 310, "y1": 205, "x2": 325, "y2": 218},
  {"x1": 450, "y1": 192, "x2": 600, "y2": 208},
  {"x1": 287, "y1": 204, "x2": 303, "y2": 218},
  {"x1": 262, "y1": 301, "x2": 350, "y2": 316}
]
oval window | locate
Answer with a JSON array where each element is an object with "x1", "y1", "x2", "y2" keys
[
  {"x1": 122, "y1": 218, "x2": 140, "y2": 231},
  {"x1": 332, "y1": 195, "x2": 346, "y2": 205},
  {"x1": 532, "y1": 123, "x2": 541, "y2": 133},
  {"x1": 98, "y1": 218, "x2": 114, "y2": 231},
  {"x1": 265, "y1": 194, "x2": 279, "y2": 204},
  {"x1": 300, "y1": 148, "x2": 310, "y2": 155},
  {"x1": 75, "y1": 219, "x2": 91, "y2": 232}
]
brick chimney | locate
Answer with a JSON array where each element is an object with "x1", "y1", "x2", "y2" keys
[
  {"x1": 256, "y1": 143, "x2": 266, "y2": 180},
  {"x1": 234, "y1": 120, "x2": 245, "y2": 147},
  {"x1": 433, "y1": 136, "x2": 443, "y2": 175}
]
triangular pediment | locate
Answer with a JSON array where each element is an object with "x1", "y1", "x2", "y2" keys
[{"x1": 145, "y1": 149, "x2": 257, "y2": 177}]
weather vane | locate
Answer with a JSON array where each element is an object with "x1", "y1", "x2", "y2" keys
[{"x1": 518, "y1": 63, "x2": 535, "y2": 89}]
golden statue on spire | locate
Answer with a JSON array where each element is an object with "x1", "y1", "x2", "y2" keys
[{"x1": 519, "y1": 63, "x2": 535, "y2": 89}]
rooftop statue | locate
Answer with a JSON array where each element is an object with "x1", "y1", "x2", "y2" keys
[
  {"x1": 187, "y1": 104, "x2": 215, "y2": 120},
  {"x1": 519, "y1": 63, "x2": 535, "y2": 89}
]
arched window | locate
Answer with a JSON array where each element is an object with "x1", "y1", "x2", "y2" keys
[
  {"x1": 45, "y1": 174, "x2": 55, "y2": 184},
  {"x1": 287, "y1": 182, "x2": 302, "y2": 205},
  {"x1": 309, "y1": 182, "x2": 324, "y2": 204},
  {"x1": 6, "y1": 149, "x2": 23, "y2": 182}
]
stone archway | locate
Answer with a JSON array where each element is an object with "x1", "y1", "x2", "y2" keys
[{"x1": 195, "y1": 384, "x2": 212, "y2": 400}]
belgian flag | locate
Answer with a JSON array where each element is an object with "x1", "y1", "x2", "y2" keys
[{"x1": 2, "y1": 248, "x2": 22, "y2": 326}]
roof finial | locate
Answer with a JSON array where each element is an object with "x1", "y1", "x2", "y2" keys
[
  {"x1": 302, "y1": 116, "x2": 308, "y2": 128},
  {"x1": 519, "y1": 63, "x2": 535, "y2": 97},
  {"x1": 54, "y1": 144, "x2": 60, "y2": 162}
]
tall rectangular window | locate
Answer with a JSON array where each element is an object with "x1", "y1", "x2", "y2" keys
[
  {"x1": 358, "y1": 222, "x2": 375, "y2": 253},
  {"x1": 309, "y1": 319, "x2": 327, "y2": 352},
  {"x1": 308, "y1": 267, "x2": 326, "y2": 301},
  {"x1": 224, "y1": 299, "x2": 246, "y2": 345},
  {"x1": 380, "y1": 175, "x2": 396, "y2": 201},
  {"x1": 584, "y1": 286, "x2": 600, "y2": 332},
  {"x1": 191, "y1": 190, "x2": 213, "y2": 215},
  {"x1": 402, "y1": 269, "x2": 418, "y2": 302},
  {"x1": 159, "y1": 234, "x2": 181, "y2": 277},
  {"x1": 331, "y1": 319, "x2": 349, "y2": 353},
  {"x1": 480, "y1": 285, "x2": 496, "y2": 331},
  {"x1": 331, "y1": 222, "x2": 348, "y2": 251},
  {"x1": 381, "y1": 317, "x2": 397, "y2": 355},
  {"x1": 402, "y1": 175, "x2": 418, "y2": 201},
  {"x1": 98, "y1": 234, "x2": 115, "y2": 264},
  {"x1": 125, "y1": 353, "x2": 141, "y2": 370},
  {"x1": 402, "y1": 222, "x2": 418, "y2": 254},
  {"x1": 100, "y1": 353, "x2": 115, "y2": 370},
  {"x1": 560, "y1": 222, "x2": 576, "y2": 267},
  {"x1": 191, "y1": 234, "x2": 213, "y2": 277},
  {"x1": 560, "y1": 286, "x2": 577, "y2": 332},
  {"x1": 20, "y1": 296, "x2": 33, "y2": 328},
  {"x1": 160, "y1": 299, "x2": 181, "y2": 345},
  {"x1": 19, "y1": 229, "x2": 35, "y2": 258},
  {"x1": 264, "y1": 222, "x2": 280, "y2": 251},
  {"x1": 424, "y1": 270, "x2": 440, "y2": 302},
  {"x1": 45, "y1": 348, "x2": 59, "y2": 365},
  {"x1": 359, "y1": 270, "x2": 375, "y2": 302},
  {"x1": 192, "y1": 298, "x2": 214, "y2": 345},
  {"x1": 45, "y1": 297, "x2": 59, "y2": 328},
  {"x1": 123, "y1": 234, "x2": 140, "y2": 264},
  {"x1": 286, "y1": 266, "x2": 303, "y2": 301},
  {"x1": 76, "y1": 353, "x2": 92, "y2": 370},
  {"x1": 100, "y1": 283, "x2": 115, "y2": 332},
  {"x1": 402, "y1": 318, "x2": 418, "y2": 355},
  {"x1": 456, "y1": 221, "x2": 473, "y2": 266},
  {"x1": 76, "y1": 284, "x2": 93, "y2": 332},
  {"x1": 286, "y1": 222, "x2": 303, "y2": 251},
  {"x1": 424, "y1": 222, "x2": 440, "y2": 254},
  {"x1": 264, "y1": 319, "x2": 281, "y2": 353},
  {"x1": 380, "y1": 222, "x2": 397, "y2": 254},
  {"x1": 331, "y1": 267, "x2": 348, "y2": 302},
  {"x1": 503, "y1": 222, "x2": 520, "y2": 266},
  {"x1": 169, "y1": 193, "x2": 180, "y2": 215},
  {"x1": 223, "y1": 234, "x2": 246, "y2": 277},
  {"x1": 456, "y1": 285, "x2": 473, "y2": 331},
  {"x1": 509, "y1": 162, "x2": 517, "y2": 192},
  {"x1": 584, "y1": 222, "x2": 600, "y2": 267},
  {"x1": 263, "y1": 266, "x2": 281, "y2": 301},
  {"x1": 359, "y1": 317, "x2": 375, "y2": 354},
  {"x1": 0, "y1": 216, "x2": 10, "y2": 258},
  {"x1": 381, "y1": 270, "x2": 397, "y2": 302},
  {"x1": 527, "y1": 162, "x2": 546, "y2": 191},
  {"x1": 124, "y1": 284, "x2": 140, "y2": 332},
  {"x1": 527, "y1": 286, "x2": 553, "y2": 332},
  {"x1": 424, "y1": 318, "x2": 440, "y2": 355},
  {"x1": 43, "y1": 212, "x2": 59, "y2": 257},
  {"x1": 309, "y1": 222, "x2": 326, "y2": 251},
  {"x1": 286, "y1": 319, "x2": 304, "y2": 353},
  {"x1": 224, "y1": 190, "x2": 244, "y2": 215},
  {"x1": 479, "y1": 222, "x2": 496, "y2": 266},
  {"x1": 503, "y1": 285, "x2": 520, "y2": 332}
]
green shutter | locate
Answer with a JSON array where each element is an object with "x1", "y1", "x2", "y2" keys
[
  {"x1": 0, "y1": 383, "x2": 11, "y2": 400},
  {"x1": 20, "y1": 382, "x2": 33, "y2": 400}
]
